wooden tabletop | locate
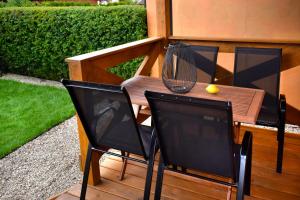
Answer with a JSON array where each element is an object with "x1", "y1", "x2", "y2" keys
[{"x1": 122, "y1": 76, "x2": 265, "y2": 124}]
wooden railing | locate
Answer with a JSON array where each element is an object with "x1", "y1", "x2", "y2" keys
[
  {"x1": 66, "y1": 37, "x2": 164, "y2": 84},
  {"x1": 65, "y1": 36, "x2": 164, "y2": 185}
]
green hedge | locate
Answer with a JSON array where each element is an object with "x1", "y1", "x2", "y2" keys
[
  {"x1": 39, "y1": 1, "x2": 93, "y2": 7},
  {"x1": 0, "y1": 6, "x2": 146, "y2": 80},
  {"x1": 2, "y1": 0, "x2": 35, "y2": 7}
]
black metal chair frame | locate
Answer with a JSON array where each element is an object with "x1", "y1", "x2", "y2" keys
[
  {"x1": 62, "y1": 79, "x2": 158, "y2": 200},
  {"x1": 145, "y1": 91, "x2": 253, "y2": 200},
  {"x1": 189, "y1": 45, "x2": 219, "y2": 83},
  {"x1": 233, "y1": 47, "x2": 286, "y2": 173}
]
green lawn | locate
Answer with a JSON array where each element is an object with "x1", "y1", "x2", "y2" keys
[{"x1": 0, "y1": 79, "x2": 75, "y2": 158}]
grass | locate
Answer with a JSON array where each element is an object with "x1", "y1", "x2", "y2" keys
[{"x1": 0, "y1": 79, "x2": 75, "y2": 158}]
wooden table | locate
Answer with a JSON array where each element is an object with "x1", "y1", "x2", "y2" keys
[{"x1": 122, "y1": 75, "x2": 265, "y2": 125}]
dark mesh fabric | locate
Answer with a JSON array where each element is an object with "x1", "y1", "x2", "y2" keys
[
  {"x1": 233, "y1": 47, "x2": 282, "y2": 125},
  {"x1": 146, "y1": 91, "x2": 236, "y2": 178},
  {"x1": 65, "y1": 81, "x2": 145, "y2": 156},
  {"x1": 139, "y1": 125, "x2": 153, "y2": 158},
  {"x1": 190, "y1": 45, "x2": 219, "y2": 83}
]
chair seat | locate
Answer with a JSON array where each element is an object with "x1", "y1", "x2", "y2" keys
[
  {"x1": 257, "y1": 108, "x2": 279, "y2": 127},
  {"x1": 176, "y1": 144, "x2": 241, "y2": 183},
  {"x1": 138, "y1": 125, "x2": 155, "y2": 158}
]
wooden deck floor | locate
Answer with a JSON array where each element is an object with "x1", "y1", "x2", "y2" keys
[{"x1": 51, "y1": 126, "x2": 300, "y2": 200}]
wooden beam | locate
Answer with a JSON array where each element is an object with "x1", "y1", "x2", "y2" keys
[
  {"x1": 66, "y1": 37, "x2": 164, "y2": 81},
  {"x1": 66, "y1": 37, "x2": 163, "y2": 63},
  {"x1": 66, "y1": 61, "x2": 102, "y2": 186},
  {"x1": 134, "y1": 42, "x2": 162, "y2": 76},
  {"x1": 146, "y1": 0, "x2": 169, "y2": 77},
  {"x1": 146, "y1": 0, "x2": 169, "y2": 38},
  {"x1": 85, "y1": 42, "x2": 154, "y2": 70},
  {"x1": 67, "y1": 61, "x2": 83, "y2": 81},
  {"x1": 169, "y1": 36, "x2": 300, "y2": 45}
]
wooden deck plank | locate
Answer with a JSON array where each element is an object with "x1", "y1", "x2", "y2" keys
[
  {"x1": 67, "y1": 184, "x2": 127, "y2": 200},
  {"x1": 103, "y1": 155, "x2": 228, "y2": 188},
  {"x1": 240, "y1": 126, "x2": 300, "y2": 146},
  {"x1": 239, "y1": 126, "x2": 300, "y2": 177},
  {"x1": 251, "y1": 185, "x2": 300, "y2": 200},
  {"x1": 252, "y1": 166, "x2": 300, "y2": 197},
  {"x1": 100, "y1": 165, "x2": 219, "y2": 200},
  {"x1": 55, "y1": 193, "x2": 79, "y2": 200},
  {"x1": 53, "y1": 126, "x2": 300, "y2": 200}
]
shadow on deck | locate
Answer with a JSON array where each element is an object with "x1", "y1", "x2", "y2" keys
[{"x1": 51, "y1": 126, "x2": 300, "y2": 200}]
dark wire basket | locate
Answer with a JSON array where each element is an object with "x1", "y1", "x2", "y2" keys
[{"x1": 162, "y1": 42, "x2": 197, "y2": 93}]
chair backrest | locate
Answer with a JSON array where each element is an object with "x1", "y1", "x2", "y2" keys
[
  {"x1": 190, "y1": 45, "x2": 219, "y2": 83},
  {"x1": 62, "y1": 79, "x2": 147, "y2": 159},
  {"x1": 233, "y1": 47, "x2": 282, "y2": 117},
  {"x1": 145, "y1": 91, "x2": 237, "y2": 179}
]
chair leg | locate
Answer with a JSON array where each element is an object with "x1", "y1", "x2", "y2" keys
[
  {"x1": 121, "y1": 150, "x2": 126, "y2": 162},
  {"x1": 143, "y1": 139, "x2": 157, "y2": 200},
  {"x1": 276, "y1": 125, "x2": 285, "y2": 173},
  {"x1": 237, "y1": 155, "x2": 246, "y2": 200},
  {"x1": 172, "y1": 165, "x2": 178, "y2": 170},
  {"x1": 120, "y1": 152, "x2": 129, "y2": 181},
  {"x1": 244, "y1": 137, "x2": 252, "y2": 196},
  {"x1": 80, "y1": 144, "x2": 93, "y2": 200},
  {"x1": 154, "y1": 156, "x2": 165, "y2": 200}
]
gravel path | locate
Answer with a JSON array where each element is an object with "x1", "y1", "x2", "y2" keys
[
  {"x1": 1, "y1": 73, "x2": 63, "y2": 88},
  {"x1": 0, "y1": 74, "x2": 81, "y2": 200},
  {"x1": 0, "y1": 117, "x2": 81, "y2": 200}
]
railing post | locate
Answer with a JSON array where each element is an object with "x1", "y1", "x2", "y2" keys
[
  {"x1": 67, "y1": 60, "x2": 102, "y2": 186},
  {"x1": 146, "y1": 0, "x2": 170, "y2": 77}
]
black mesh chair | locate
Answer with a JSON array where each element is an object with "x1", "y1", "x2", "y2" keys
[
  {"x1": 190, "y1": 45, "x2": 219, "y2": 83},
  {"x1": 62, "y1": 80, "x2": 158, "y2": 200},
  {"x1": 233, "y1": 47, "x2": 286, "y2": 173},
  {"x1": 145, "y1": 91, "x2": 253, "y2": 200}
]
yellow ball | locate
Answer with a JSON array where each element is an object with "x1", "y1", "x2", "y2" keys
[{"x1": 206, "y1": 84, "x2": 219, "y2": 94}]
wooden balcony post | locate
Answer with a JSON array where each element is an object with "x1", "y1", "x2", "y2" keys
[
  {"x1": 67, "y1": 61, "x2": 102, "y2": 186},
  {"x1": 146, "y1": 0, "x2": 170, "y2": 77}
]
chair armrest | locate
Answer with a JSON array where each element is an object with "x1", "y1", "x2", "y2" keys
[
  {"x1": 237, "y1": 131, "x2": 253, "y2": 199},
  {"x1": 241, "y1": 131, "x2": 253, "y2": 156}
]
